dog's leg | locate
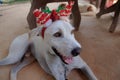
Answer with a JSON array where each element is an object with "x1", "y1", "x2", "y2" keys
[
  {"x1": 0, "y1": 33, "x2": 29, "y2": 65},
  {"x1": 51, "y1": 68, "x2": 66, "y2": 80},
  {"x1": 80, "y1": 63, "x2": 97, "y2": 80},
  {"x1": 10, "y1": 55, "x2": 35, "y2": 80},
  {"x1": 46, "y1": 57, "x2": 66, "y2": 80},
  {"x1": 72, "y1": 56, "x2": 97, "y2": 80}
]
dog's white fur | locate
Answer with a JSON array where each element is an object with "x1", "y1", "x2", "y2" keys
[{"x1": 0, "y1": 20, "x2": 97, "y2": 80}]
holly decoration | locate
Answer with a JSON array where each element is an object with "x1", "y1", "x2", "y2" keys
[
  {"x1": 33, "y1": 1, "x2": 74, "y2": 38},
  {"x1": 33, "y1": 1, "x2": 74, "y2": 25}
]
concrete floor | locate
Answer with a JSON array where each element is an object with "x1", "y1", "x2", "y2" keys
[{"x1": 0, "y1": 2, "x2": 120, "y2": 80}]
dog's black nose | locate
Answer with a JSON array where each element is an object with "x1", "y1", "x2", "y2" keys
[{"x1": 71, "y1": 47, "x2": 81, "y2": 56}]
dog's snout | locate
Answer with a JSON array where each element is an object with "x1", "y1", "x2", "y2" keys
[{"x1": 71, "y1": 47, "x2": 81, "y2": 56}]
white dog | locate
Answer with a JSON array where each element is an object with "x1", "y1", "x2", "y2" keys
[{"x1": 0, "y1": 19, "x2": 97, "y2": 80}]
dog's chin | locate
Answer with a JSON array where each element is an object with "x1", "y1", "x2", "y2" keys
[{"x1": 52, "y1": 47, "x2": 73, "y2": 64}]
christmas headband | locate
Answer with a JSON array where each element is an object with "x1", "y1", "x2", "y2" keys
[{"x1": 33, "y1": 1, "x2": 74, "y2": 38}]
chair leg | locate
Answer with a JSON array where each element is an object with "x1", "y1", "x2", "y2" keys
[
  {"x1": 109, "y1": 8, "x2": 120, "y2": 33},
  {"x1": 72, "y1": 0, "x2": 81, "y2": 31},
  {"x1": 96, "y1": 0, "x2": 107, "y2": 18},
  {"x1": 96, "y1": 1, "x2": 117, "y2": 19}
]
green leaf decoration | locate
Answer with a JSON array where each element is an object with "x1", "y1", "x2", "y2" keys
[
  {"x1": 56, "y1": 4, "x2": 66, "y2": 12},
  {"x1": 42, "y1": 6, "x2": 51, "y2": 13},
  {"x1": 41, "y1": 4, "x2": 66, "y2": 13}
]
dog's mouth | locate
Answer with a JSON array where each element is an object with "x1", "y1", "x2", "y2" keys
[{"x1": 52, "y1": 47, "x2": 73, "y2": 64}]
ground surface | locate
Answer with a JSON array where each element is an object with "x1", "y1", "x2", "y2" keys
[{"x1": 0, "y1": 2, "x2": 120, "y2": 80}]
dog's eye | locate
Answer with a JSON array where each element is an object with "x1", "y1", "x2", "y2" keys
[
  {"x1": 37, "y1": 34, "x2": 40, "y2": 36},
  {"x1": 54, "y1": 32, "x2": 62, "y2": 37}
]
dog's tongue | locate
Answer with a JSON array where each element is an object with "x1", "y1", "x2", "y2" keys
[{"x1": 63, "y1": 56, "x2": 73, "y2": 64}]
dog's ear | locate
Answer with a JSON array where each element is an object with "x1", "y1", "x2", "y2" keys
[
  {"x1": 29, "y1": 27, "x2": 42, "y2": 38},
  {"x1": 29, "y1": 19, "x2": 53, "y2": 39}
]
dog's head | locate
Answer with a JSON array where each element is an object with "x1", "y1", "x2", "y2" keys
[
  {"x1": 43, "y1": 20, "x2": 81, "y2": 64},
  {"x1": 32, "y1": 1, "x2": 81, "y2": 64},
  {"x1": 30, "y1": 20, "x2": 81, "y2": 64}
]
